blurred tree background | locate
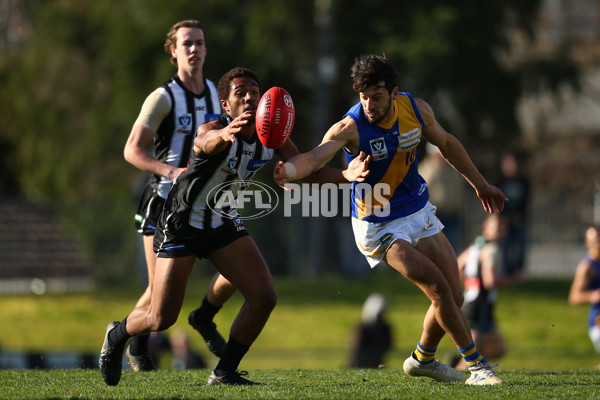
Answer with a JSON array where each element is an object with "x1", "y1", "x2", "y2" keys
[{"x1": 0, "y1": 0, "x2": 588, "y2": 285}]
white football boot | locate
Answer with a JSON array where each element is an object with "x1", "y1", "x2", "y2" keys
[
  {"x1": 403, "y1": 354, "x2": 466, "y2": 382},
  {"x1": 466, "y1": 361, "x2": 505, "y2": 385}
]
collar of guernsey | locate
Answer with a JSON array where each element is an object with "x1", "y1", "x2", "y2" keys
[{"x1": 344, "y1": 92, "x2": 429, "y2": 222}]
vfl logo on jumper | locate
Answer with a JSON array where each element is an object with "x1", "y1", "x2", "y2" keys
[
  {"x1": 220, "y1": 157, "x2": 238, "y2": 174},
  {"x1": 207, "y1": 180, "x2": 279, "y2": 220},
  {"x1": 232, "y1": 218, "x2": 246, "y2": 232},
  {"x1": 369, "y1": 138, "x2": 388, "y2": 161},
  {"x1": 176, "y1": 114, "x2": 192, "y2": 133}
]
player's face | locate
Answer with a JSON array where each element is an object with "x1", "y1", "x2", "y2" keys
[
  {"x1": 483, "y1": 216, "x2": 507, "y2": 241},
  {"x1": 586, "y1": 227, "x2": 600, "y2": 250},
  {"x1": 223, "y1": 77, "x2": 261, "y2": 121},
  {"x1": 359, "y1": 83, "x2": 396, "y2": 124},
  {"x1": 172, "y1": 27, "x2": 207, "y2": 72}
]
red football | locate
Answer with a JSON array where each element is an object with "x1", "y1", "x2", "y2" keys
[{"x1": 255, "y1": 87, "x2": 295, "y2": 149}]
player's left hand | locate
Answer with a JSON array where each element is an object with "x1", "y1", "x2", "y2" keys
[
  {"x1": 343, "y1": 151, "x2": 371, "y2": 182},
  {"x1": 274, "y1": 161, "x2": 291, "y2": 189},
  {"x1": 476, "y1": 184, "x2": 508, "y2": 214}
]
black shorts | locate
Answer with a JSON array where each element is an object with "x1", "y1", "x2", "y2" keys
[
  {"x1": 153, "y1": 212, "x2": 249, "y2": 259},
  {"x1": 134, "y1": 185, "x2": 165, "y2": 236},
  {"x1": 463, "y1": 300, "x2": 496, "y2": 332}
]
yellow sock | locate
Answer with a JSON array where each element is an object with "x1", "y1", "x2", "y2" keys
[
  {"x1": 458, "y1": 342, "x2": 486, "y2": 367},
  {"x1": 414, "y1": 342, "x2": 436, "y2": 364}
]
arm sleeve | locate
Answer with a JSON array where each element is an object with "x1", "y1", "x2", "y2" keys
[{"x1": 134, "y1": 90, "x2": 171, "y2": 132}]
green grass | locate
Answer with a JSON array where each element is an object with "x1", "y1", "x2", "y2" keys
[
  {"x1": 1, "y1": 369, "x2": 599, "y2": 399},
  {"x1": 1, "y1": 272, "x2": 600, "y2": 398},
  {"x1": 1, "y1": 271, "x2": 596, "y2": 370}
]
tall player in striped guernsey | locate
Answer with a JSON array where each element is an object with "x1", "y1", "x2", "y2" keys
[
  {"x1": 275, "y1": 55, "x2": 507, "y2": 385},
  {"x1": 101, "y1": 67, "x2": 369, "y2": 386},
  {"x1": 123, "y1": 20, "x2": 232, "y2": 371}
]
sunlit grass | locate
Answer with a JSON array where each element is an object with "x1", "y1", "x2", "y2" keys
[{"x1": 0, "y1": 272, "x2": 596, "y2": 370}]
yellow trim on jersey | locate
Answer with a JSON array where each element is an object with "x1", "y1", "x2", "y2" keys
[{"x1": 354, "y1": 95, "x2": 423, "y2": 220}]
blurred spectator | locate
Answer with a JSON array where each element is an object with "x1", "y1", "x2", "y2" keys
[
  {"x1": 170, "y1": 330, "x2": 207, "y2": 370},
  {"x1": 454, "y1": 214, "x2": 523, "y2": 370},
  {"x1": 568, "y1": 225, "x2": 600, "y2": 366},
  {"x1": 146, "y1": 332, "x2": 171, "y2": 368},
  {"x1": 349, "y1": 293, "x2": 393, "y2": 368},
  {"x1": 495, "y1": 152, "x2": 530, "y2": 276},
  {"x1": 419, "y1": 143, "x2": 466, "y2": 253}
]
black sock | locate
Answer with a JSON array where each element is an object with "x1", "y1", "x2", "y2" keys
[
  {"x1": 194, "y1": 295, "x2": 222, "y2": 323},
  {"x1": 107, "y1": 318, "x2": 131, "y2": 348},
  {"x1": 128, "y1": 333, "x2": 150, "y2": 356},
  {"x1": 214, "y1": 336, "x2": 250, "y2": 374}
]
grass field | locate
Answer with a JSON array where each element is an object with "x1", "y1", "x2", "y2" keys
[
  {"x1": 1, "y1": 368, "x2": 599, "y2": 399},
  {"x1": 1, "y1": 272, "x2": 600, "y2": 398}
]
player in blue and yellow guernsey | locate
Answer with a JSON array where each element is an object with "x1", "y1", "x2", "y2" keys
[
  {"x1": 569, "y1": 225, "x2": 600, "y2": 367},
  {"x1": 275, "y1": 54, "x2": 508, "y2": 385}
]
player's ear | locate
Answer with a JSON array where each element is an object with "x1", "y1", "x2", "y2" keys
[
  {"x1": 391, "y1": 87, "x2": 400, "y2": 100},
  {"x1": 220, "y1": 99, "x2": 230, "y2": 113}
]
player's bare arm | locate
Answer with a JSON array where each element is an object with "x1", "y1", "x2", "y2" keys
[
  {"x1": 416, "y1": 97, "x2": 507, "y2": 213},
  {"x1": 124, "y1": 91, "x2": 185, "y2": 181},
  {"x1": 273, "y1": 116, "x2": 361, "y2": 188},
  {"x1": 569, "y1": 261, "x2": 600, "y2": 305},
  {"x1": 194, "y1": 111, "x2": 252, "y2": 155},
  {"x1": 275, "y1": 139, "x2": 370, "y2": 185}
]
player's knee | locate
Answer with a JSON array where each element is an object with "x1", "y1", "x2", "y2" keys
[
  {"x1": 428, "y1": 279, "x2": 453, "y2": 304},
  {"x1": 261, "y1": 287, "x2": 278, "y2": 313},
  {"x1": 149, "y1": 312, "x2": 177, "y2": 331},
  {"x1": 254, "y1": 287, "x2": 277, "y2": 315}
]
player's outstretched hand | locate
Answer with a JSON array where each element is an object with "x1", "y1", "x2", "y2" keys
[
  {"x1": 343, "y1": 151, "x2": 371, "y2": 182},
  {"x1": 274, "y1": 161, "x2": 291, "y2": 189},
  {"x1": 221, "y1": 111, "x2": 253, "y2": 143},
  {"x1": 476, "y1": 183, "x2": 508, "y2": 214}
]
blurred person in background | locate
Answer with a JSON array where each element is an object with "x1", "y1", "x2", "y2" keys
[
  {"x1": 495, "y1": 152, "x2": 530, "y2": 277},
  {"x1": 454, "y1": 214, "x2": 523, "y2": 370},
  {"x1": 419, "y1": 142, "x2": 466, "y2": 253},
  {"x1": 170, "y1": 330, "x2": 206, "y2": 370},
  {"x1": 123, "y1": 19, "x2": 235, "y2": 370},
  {"x1": 569, "y1": 225, "x2": 600, "y2": 367},
  {"x1": 349, "y1": 293, "x2": 393, "y2": 369}
]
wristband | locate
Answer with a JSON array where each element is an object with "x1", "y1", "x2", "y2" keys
[{"x1": 283, "y1": 162, "x2": 297, "y2": 180}]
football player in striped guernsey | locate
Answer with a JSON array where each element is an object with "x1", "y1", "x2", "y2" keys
[
  {"x1": 101, "y1": 67, "x2": 369, "y2": 386},
  {"x1": 123, "y1": 20, "x2": 224, "y2": 372}
]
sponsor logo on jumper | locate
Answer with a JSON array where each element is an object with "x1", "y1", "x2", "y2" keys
[
  {"x1": 247, "y1": 159, "x2": 269, "y2": 171},
  {"x1": 204, "y1": 113, "x2": 220, "y2": 122}
]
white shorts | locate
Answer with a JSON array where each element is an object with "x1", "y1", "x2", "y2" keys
[
  {"x1": 589, "y1": 326, "x2": 600, "y2": 353},
  {"x1": 351, "y1": 202, "x2": 444, "y2": 269}
]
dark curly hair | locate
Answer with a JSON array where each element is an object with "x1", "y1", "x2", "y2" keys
[
  {"x1": 217, "y1": 67, "x2": 262, "y2": 100},
  {"x1": 350, "y1": 54, "x2": 398, "y2": 94}
]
